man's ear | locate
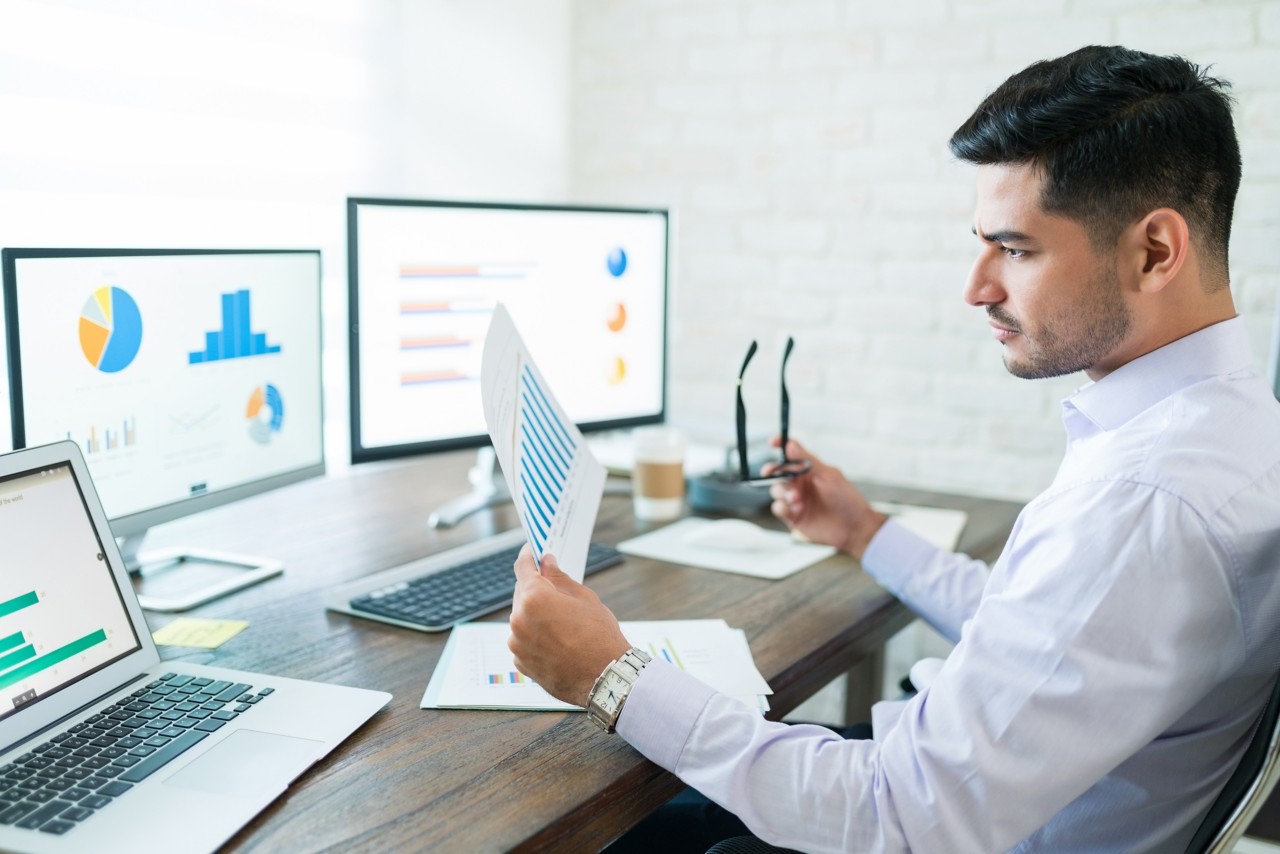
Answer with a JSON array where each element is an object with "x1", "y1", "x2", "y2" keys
[{"x1": 1127, "y1": 208, "x2": 1189, "y2": 294}]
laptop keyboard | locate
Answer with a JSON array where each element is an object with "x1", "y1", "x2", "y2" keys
[
  {"x1": 0, "y1": 671, "x2": 271, "y2": 836},
  {"x1": 348, "y1": 540, "x2": 623, "y2": 631}
]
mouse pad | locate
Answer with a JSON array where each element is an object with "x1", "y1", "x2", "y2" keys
[{"x1": 617, "y1": 518, "x2": 836, "y2": 579}]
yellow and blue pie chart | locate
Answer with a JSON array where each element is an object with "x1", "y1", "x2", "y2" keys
[
  {"x1": 78, "y1": 287, "x2": 143, "y2": 373},
  {"x1": 246, "y1": 384, "x2": 283, "y2": 444}
]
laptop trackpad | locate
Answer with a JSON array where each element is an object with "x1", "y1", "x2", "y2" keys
[{"x1": 164, "y1": 729, "x2": 326, "y2": 799}]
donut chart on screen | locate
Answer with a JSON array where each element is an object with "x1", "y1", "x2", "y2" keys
[
  {"x1": 78, "y1": 287, "x2": 143, "y2": 373},
  {"x1": 246, "y1": 384, "x2": 284, "y2": 444}
]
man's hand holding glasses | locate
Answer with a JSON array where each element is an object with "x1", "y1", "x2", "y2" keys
[
  {"x1": 737, "y1": 336, "x2": 813, "y2": 486},
  {"x1": 738, "y1": 338, "x2": 888, "y2": 558}
]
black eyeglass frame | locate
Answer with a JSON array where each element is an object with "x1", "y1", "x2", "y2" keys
[{"x1": 736, "y1": 336, "x2": 813, "y2": 486}]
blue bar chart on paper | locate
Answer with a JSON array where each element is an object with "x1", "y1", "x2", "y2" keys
[
  {"x1": 481, "y1": 303, "x2": 605, "y2": 582},
  {"x1": 188, "y1": 289, "x2": 282, "y2": 364},
  {"x1": 517, "y1": 364, "x2": 578, "y2": 563}
]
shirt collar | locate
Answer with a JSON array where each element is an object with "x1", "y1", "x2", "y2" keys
[{"x1": 1061, "y1": 316, "x2": 1254, "y2": 436}]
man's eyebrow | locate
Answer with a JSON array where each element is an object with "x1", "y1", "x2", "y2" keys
[{"x1": 972, "y1": 226, "x2": 1036, "y2": 244}]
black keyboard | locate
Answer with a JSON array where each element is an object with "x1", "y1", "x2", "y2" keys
[
  {"x1": 0, "y1": 672, "x2": 270, "y2": 836},
  {"x1": 348, "y1": 540, "x2": 623, "y2": 631}
]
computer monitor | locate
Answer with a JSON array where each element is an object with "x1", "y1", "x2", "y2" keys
[
  {"x1": 2, "y1": 248, "x2": 324, "y2": 610},
  {"x1": 348, "y1": 198, "x2": 668, "y2": 525}
]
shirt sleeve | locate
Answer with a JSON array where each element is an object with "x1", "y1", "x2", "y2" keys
[
  {"x1": 617, "y1": 480, "x2": 1241, "y2": 853},
  {"x1": 860, "y1": 518, "x2": 994, "y2": 644}
]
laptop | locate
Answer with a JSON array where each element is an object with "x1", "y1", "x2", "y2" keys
[{"x1": 0, "y1": 441, "x2": 391, "y2": 853}]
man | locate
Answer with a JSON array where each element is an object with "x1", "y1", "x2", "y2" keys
[{"x1": 508, "y1": 45, "x2": 1280, "y2": 852}]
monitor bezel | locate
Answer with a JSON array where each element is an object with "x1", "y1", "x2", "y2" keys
[
  {"x1": 1270, "y1": 292, "x2": 1280, "y2": 402},
  {"x1": 346, "y1": 196, "x2": 670, "y2": 465},
  {"x1": 1, "y1": 247, "x2": 326, "y2": 537}
]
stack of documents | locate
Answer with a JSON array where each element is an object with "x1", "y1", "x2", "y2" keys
[{"x1": 421, "y1": 620, "x2": 772, "y2": 713}]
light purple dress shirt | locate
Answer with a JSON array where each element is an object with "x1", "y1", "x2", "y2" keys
[{"x1": 617, "y1": 317, "x2": 1280, "y2": 852}]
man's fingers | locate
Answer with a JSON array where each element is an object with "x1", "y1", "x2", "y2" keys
[
  {"x1": 513, "y1": 544, "x2": 541, "y2": 582},
  {"x1": 538, "y1": 553, "x2": 578, "y2": 588}
]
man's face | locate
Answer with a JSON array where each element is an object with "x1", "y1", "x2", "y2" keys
[{"x1": 964, "y1": 163, "x2": 1133, "y2": 381}]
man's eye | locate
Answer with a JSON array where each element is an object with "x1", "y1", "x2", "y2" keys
[{"x1": 1001, "y1": 246, "x2": 1026, "y2": 258}]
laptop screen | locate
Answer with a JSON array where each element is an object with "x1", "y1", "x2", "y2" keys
[{"x1": 0, "y1": 461, "x2": 140, "y2": 722}]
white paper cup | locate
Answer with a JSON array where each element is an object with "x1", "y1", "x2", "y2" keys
[{"x1": 632, "y1": 427, "x2": 686, "y2": 521}]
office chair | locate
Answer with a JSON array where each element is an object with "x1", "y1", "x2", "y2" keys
[
  {"x1": 705, "y1": 837, "x2": 794, "y2": 854},
  {"x1": 1185, "y1": 671, "x2": 1280, "y2": 853}
]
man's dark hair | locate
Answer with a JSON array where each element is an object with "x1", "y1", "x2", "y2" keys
[{"x1": 950, "y1": 45, "x2": 1241, "y2": 274}]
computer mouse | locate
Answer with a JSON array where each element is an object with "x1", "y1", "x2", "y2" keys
[{"x1": 682, "y1": 518, "x2": 769, "y2": 551}]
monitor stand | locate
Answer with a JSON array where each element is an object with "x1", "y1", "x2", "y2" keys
[
  {"x1": 428, "y1": 447, "x2": 511, "y2": 529},
  {"x1": 118, "y1": 532, "x2": 284, "y2": 612}
]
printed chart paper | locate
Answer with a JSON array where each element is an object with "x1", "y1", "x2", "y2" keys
[
  {"x1": 481, "y1": 304, "x2": 605, "y2": 581},
  {"x1": 421, "y1": 620, "x2": 772, "y2": 712}
]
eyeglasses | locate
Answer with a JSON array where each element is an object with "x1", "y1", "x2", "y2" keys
[{"x1": 736, "y1": 336, "x2": 813, "y2": 485}]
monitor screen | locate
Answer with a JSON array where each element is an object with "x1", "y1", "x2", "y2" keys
[
  {"x1": 348, "y1": 198, "x2": 668, "y2": 463},
  {"x1": 2, "y1": 249, "x2": 325, "y2": 537}
]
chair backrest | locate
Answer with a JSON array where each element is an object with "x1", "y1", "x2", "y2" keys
[{"x1": 1186, "y1": 671, "x2": 1280, "y2": 854}]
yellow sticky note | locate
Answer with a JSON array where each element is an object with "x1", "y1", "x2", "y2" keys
[{"x1": 152, "y1": 617, "x2": 249, "y2": 649}]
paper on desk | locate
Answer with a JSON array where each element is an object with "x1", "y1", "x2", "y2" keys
[
  {"x1": 617, "y1": 518, "x2": 836, "y2": 580},
  {"x1": 421, "y1": 620, "x2": 772, "y2": 712},
  {"x1": 152, "y1": 617, "x2": 248, "y2": 649},
  {"x1": 480, "y1": 303, "x2": 605, "y2": 582},
  {"x1": 870, "y1": 502, "x2": 968, "y2": 551}
]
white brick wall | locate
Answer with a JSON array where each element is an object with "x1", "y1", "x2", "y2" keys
[{"x1": 570, "y1": 0, "x2": 1280, "y2": 505}]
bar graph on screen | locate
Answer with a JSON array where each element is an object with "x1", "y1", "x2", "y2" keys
[
  {"x1": 188, "y1": 289, "x2": 282, "y2": 364},
  {"x1": 481, "y1": 303, "x2": 604, "y2": 581}
]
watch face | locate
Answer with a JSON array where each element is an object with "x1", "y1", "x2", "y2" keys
[{"x1": 596, "y1": 669, "x2": 630, "y2": 716}]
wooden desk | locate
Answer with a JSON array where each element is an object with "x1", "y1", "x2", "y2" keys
[{"x1": 139, "y1": 451, "x2": 1022, "y2": 853}]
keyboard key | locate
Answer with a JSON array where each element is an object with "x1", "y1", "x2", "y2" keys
[
  {"x1": 39, "y1": 819, "x2": 75, "y2": 834},
  {"x1": 97, "y1": 781, "x2": 132, "y2": 797},
  {"x1": 15, "y1": 799, "x2": 71, "y2": 829},
  {"x1": 80, "y1": 794, "x2": 111, "y2": 809},
  {"x1": 214, "y1": 683, "x2": 252, "y2": 703},
  {"x1": 119, "y1": 731, "x2": 208, "y2": 783},
  {"x1": 0, "y1": 801, "x2": 37, "y2": 824}
]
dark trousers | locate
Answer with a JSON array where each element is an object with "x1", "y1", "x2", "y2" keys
[{"x1": 604, "y1": 721, "x2": 873, "y2": 854}]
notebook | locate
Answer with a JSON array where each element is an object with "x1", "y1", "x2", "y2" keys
[{"x1": 0, "y1": 441, "x2": 391, "y2": 853}]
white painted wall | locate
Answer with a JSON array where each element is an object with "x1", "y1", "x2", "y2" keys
[
  {"x1": 568, "y1": 0, "x2": 1280, "y2": 503},
  {"x1": 0, "y1": 0, "x2": 572, "y2": 466}
]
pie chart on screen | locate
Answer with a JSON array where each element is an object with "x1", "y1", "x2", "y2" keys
[
  {"x1": 607, "y1": 357, "x2": 626, "y2": 386},
  {"x1": 246, "y1": 384, "x2": 284, "y2": 444},
  {"x1": 79, "y1": 286, "x2": 143, "y2": 373},
  {"x1": 606, "y1": 302, "x2": 627, "y2": 333}
]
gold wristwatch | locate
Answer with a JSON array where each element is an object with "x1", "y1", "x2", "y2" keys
[{"x1": 585, "y1": 647, "x2": 652, "y2": 733}]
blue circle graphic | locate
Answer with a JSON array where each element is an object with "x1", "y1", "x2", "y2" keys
[{"x1": 607, "y1": 248, "x2": 627, "y2": 277}]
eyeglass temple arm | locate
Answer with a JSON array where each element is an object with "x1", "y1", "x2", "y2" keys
[
  {"x1": 780, "y1": 337, "x2": 794, "y2": 462},
  {"x1": 737, "y1": 340, "x2": 758, "y2": 481}
]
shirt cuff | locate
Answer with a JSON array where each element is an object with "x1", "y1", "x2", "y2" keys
[
  {"x1": 860, "y1": 518, "x2": 942, "y2": 592},
  {"x1": 616, "y1": 658, "x2": 716, "y2": 772}
]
